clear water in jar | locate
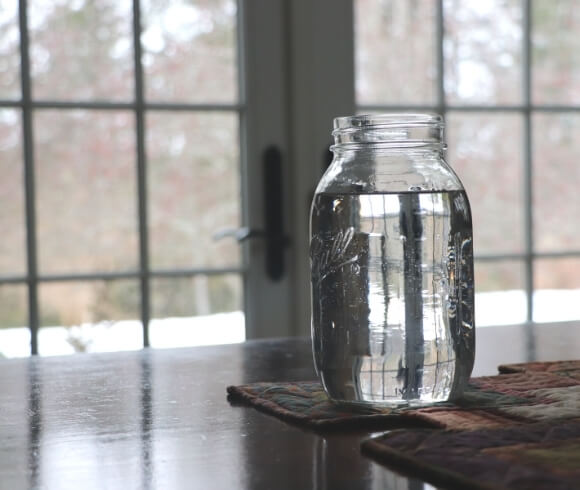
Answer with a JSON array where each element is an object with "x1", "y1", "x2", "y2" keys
[{"x1": 310, "y1": 190, "x2": 474, "y2": 405}]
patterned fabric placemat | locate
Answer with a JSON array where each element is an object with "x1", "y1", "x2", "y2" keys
[
  {"x1": 362, "y1": 420, "x2": 580, "y2": 490},
  {"x1": 227, "y1": 381, "x2": 432, "y2": 431},
  {"x1": 361, "y1": 360, "x2": 580, "y2": 490},
  {"x1": 226, "y1": 360, "x2": 580, "y2": 431}
]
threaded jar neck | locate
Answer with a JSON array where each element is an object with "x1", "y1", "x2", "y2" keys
[{"x1": 332, "y1": 113, "x2": 445, "y2": 151}]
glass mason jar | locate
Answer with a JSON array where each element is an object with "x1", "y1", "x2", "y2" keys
[{"x1": 310, "y1": 114, "x2": 475, "y2": 406}]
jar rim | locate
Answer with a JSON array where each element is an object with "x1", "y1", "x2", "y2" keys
[
  {"x1": 331, "y1": 113, "x2": 445, "y2": 150},
  {"x1": 333, "y1": 113, "x2": 443, "y2": 132}
]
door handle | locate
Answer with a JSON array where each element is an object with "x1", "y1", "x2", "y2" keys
[
  {"x1": 213, "y1": 145, "x2": 289, "y2": 281},
  {"x1": 263, "y1": 145, "x2": 289, "y2": 281}
]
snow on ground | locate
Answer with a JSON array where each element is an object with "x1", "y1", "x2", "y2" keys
[
  {"x1": 0, "y1": 311, "x2": 245, "y2": 358},
  {"x1": 0, "y1": 290, "x2": 579, "y2": 358}
]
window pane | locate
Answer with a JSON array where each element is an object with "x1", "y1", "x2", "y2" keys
[
  {"x1": 142, "y1": 0, "x2": 238, "y2": 103},
  {"x1": 534, "y1": 258, "x2": 580, "y2": 323},
  {"x1": 0, "y1": 284, "x2": 29, "y2": 358},
  {"x1": 39, "y1": 280, "x2": 142, "y2": 356},
  {"x1": 446, "y1": 112, "x2": 524, "y2": 254},
  {"x1": 0, "y1": 110, "x2": 25, "y2": 276},
  {"x1": 443, "y1": 0, "x2": 522, "y2": 105},
  {"x1": 35, "y1": 110, "x2": 138, "y2": 274},
  {"x1": 150, "y1": 274, "x2": 244, "y2": 348},
  {"x1": 147, "y1": 111, "x2": 241, "y2": 269},
  {"x1": 355, "y1": 0, "x2": 437, "y2": 105},
  {"x1": 29, "y1": 0, "x2": 133, "y2": 101},
  {"x1": 0, "y1": 1, "x2": 20, "y2": 98},
  {"x1": 475, "y1": 260, "x2": 526, "y2": 326},
  {"x1": 533, "y1": 113, "x2": 580, "y2": 252},
  {"x1": 532, "y1": 1, "x2": 580, "y2": 105}
]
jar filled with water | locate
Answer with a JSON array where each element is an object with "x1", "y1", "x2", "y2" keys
[{"x1": 310, "y1": 114, "x2": 475, "y2": 406}]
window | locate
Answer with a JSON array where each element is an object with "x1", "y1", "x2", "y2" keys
[
  {"x1": 0, "y1": 0, "x2": 249, "y2": 356},
  {"x1": 355, "y1": 0, "x2": 580, "y2": 328},
  {"x1": 2, "y1": 0, "x2": 579, "y2": 357}
]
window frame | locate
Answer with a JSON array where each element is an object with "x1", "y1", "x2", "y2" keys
[
  {"x1": 355, "y1": 0, "x2": 580, "y2": 347},
  {"x1": 4, "y1": 0, "x2": 580, "y2": 356},
  {"x1": 1, "y1": 0, "x2": 257, "y2": 355}
]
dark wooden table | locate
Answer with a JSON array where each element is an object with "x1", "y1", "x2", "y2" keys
[{"x1": 1, "y1": 322, "x2": 579, "y2": 490}]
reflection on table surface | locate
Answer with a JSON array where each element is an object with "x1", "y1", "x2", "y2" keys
[{"x1": 0, "y1": 321, "x2": 578, "y2": 489}]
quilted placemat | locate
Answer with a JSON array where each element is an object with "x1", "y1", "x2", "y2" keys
[
  {"x1": 227, "y1": 360, "x2": 580, "y2": 431},
  {"x1": 361, "y1": 360, "x2": 580, "y2": 489},
  {"x1": 362, "y1": 420, "x2": 580, "y2": 490},
  {"x1": 227, "y1": 381, "x2": 432, "y2": 430}
]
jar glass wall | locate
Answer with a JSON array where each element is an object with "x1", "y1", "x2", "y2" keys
[{"x1": 310, "y1": 114, "x2": 475, "y2": 406}]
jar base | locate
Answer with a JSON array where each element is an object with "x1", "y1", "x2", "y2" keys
[
  {"x1": 319, "y1": 368, "x2": 467, "y2": 408},
  {"x1": 326, "y1": 395, "x2": 451, "y2": 410}
]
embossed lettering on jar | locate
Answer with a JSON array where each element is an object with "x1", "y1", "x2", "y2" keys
[{"x1": 310, "y1": 114, "x2": 475, "y2": 406}]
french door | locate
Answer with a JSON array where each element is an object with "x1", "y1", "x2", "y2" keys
[{"x1": 0, "y1": 0, "x2": 354, "y2": 355}]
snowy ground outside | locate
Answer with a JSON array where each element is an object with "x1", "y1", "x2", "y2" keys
[
  {"x1": 0, "y1": 311, "x2": 246, "y2": 358},
  {"x1": 0, "y1": 290, "x2": 579, "y2": 358}
]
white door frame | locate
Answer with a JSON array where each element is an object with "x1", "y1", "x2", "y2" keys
[{"x1": 241, "y1": 0, "x2": 355, "y2": 339}]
